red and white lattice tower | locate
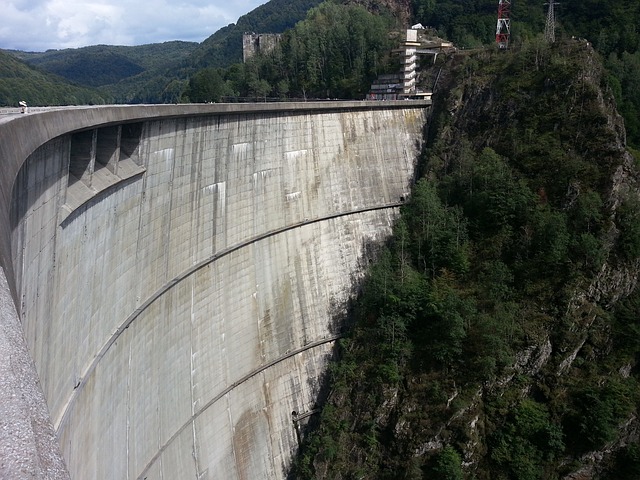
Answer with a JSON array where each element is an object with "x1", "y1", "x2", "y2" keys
[{"x1": 496, "y1": 0, "x2": 511, "y2": 49}]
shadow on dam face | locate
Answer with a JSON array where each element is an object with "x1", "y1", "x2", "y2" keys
[{"x1": 0, "y1": 101, "x2": 429, "y2": 479}]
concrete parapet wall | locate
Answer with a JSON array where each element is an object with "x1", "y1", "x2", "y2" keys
[{"x1": 0, "y1": 101, "x2": 428, "y2": 479}]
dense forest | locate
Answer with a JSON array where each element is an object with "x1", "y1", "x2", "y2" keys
[
  {"x1": 0, "y1": 50, "x2": 108, "y2": 106},
  {"x1": 182, "y1": 2, "x2": 398, "y2": 102},
  {"x1": 291, "y1": 32, "x2": 640, "y2": 480},
  {"x1": 410, "y1": 0, "x2": 640, "y2": 147},
  {"x1": 12, "y1": 42, "x2": 198, "y2": 87},
  {"x1": 188, "y1": 0, "x2": 325, "y2": 69}
]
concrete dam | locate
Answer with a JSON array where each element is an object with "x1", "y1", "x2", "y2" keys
[{"x1": 0, "y1": 101, "x2": 429, "y2": 479}]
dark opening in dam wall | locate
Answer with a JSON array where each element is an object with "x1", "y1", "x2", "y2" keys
[{"x1": 0, "y1": 101, "x2": 429, "y2": 479}]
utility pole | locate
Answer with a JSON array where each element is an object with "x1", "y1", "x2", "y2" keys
[
  {"x1": 544, "y1": 1, "x2": 559, "y2": 42},
  {"x1": 496, "y1": 0, "x2": 511, "y2": 49}
]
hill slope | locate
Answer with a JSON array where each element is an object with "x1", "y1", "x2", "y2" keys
[
  {"x1": 12, "y1": 41, "x2": 197, "y2": 88},
  {"x1": 187, "y1": 0, "x2": 324, "y2": 69},
  {"x1": 293, "y1": 39, "x2": 640, "y2": 480},
  {"x1": 8, "y1": 0, "x2": 323, "y2": 103},
  {"x1": 0, "y1": 50, "x2": 108, "y2": 106}
]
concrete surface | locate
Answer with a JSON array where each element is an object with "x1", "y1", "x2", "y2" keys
[
  {"x1": 0, "y1": 266, "x2": 70, "y2": 480},
  {"x1": 0, "y1": 101, "x2": 429, "y2": 479}
]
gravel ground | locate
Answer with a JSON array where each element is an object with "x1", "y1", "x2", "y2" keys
[{"x1": 0, "y1": 267, "x2": 69, "y2": 479}]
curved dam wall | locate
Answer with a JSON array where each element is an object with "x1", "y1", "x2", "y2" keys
[{"x1": 0, "y1": 101, "x2": 428, "y2": 479}]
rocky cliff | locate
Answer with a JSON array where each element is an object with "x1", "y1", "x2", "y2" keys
[{"x1": 293, "y1": 39, "x2": 640, "y2": 480}]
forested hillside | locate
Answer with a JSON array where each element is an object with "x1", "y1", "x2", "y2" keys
[
  {"x1": 6, "y1": 0, "x2": 323, "y2": 103},
  {"x1": 188, "y1": 0, "x2": 325, "y2": 69},
  {"x1": 408, "y1": 0, "x2": 640, "y2": 150},
  {"x1": 181, "y1": 2, "x2": 398, "y2": 102},
  {"x1": 0, "y1": 50, "x2": 108, "y2": 106},
  {"x1": 12, "y1": 41, "x2": 197, "y2": 87},
  {"x1": 291, "y1": 39, "x2": 640, "y2": 480}
]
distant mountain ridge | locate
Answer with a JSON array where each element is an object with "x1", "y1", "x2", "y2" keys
[
  {"x1": 11, "y1": 41, "x2": 198, "y2": 88},
  {"x1": 5, "y1": 0, "x2": 324, "y2": 103}
]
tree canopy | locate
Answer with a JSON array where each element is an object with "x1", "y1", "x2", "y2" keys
[{"x1": 292, "y1": 38, "x2": 640, "y2": 480}]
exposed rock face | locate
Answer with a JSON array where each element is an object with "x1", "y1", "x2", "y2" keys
[{"x1": 296, "y1": 41, "x2": 640, "y2": 479}]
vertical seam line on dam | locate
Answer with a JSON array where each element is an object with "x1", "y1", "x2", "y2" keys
[{"x1": 55, "y1": 201, "x2": 406, "y2": 433}]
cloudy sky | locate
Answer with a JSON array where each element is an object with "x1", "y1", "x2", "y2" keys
[{"x1": 0, "y1": 0, "x2": 267, "y2": 52}]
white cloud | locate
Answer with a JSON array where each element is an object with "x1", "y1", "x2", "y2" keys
[{"x1": 0, "y1": 0, "x2": 267, "y2": 51}]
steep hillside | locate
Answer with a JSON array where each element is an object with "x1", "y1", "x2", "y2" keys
[
  {"x1": 182, "y1": 2, "x2": 399, "y2": 102},
  {"x1": 408, "y1": 0, "x2": 640, "y2": 147},
  {"x1": 187, "y1": 0, "x2": 324, "y2": 69},
  {"x1": 0, "y1": 50, "x2": 108, "y2": 106},
  {"x1": 292, "y1": 39, "x2": 640, "y2": 480}
]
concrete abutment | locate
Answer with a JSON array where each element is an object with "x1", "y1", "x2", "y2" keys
[{"x1": 0, "y1": 101, "x2": 429, "y2": 479}]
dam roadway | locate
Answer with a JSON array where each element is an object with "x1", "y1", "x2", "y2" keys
[{"x1": 0, "y1": 100, "x2": 429, "y2": 479}]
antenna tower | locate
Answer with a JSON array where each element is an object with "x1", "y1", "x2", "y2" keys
[
  {"x1": 496, "y1": 0, "x2": 511, "y2": 49},
  {"x1": 544, "y1": 1, "x2": 559, "y2": 42}
]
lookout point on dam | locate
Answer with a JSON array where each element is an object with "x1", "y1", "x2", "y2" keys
[{"x1": 0, "y1": 99, "x2": 431, "y2": 479}]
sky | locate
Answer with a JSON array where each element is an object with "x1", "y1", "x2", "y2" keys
[{"x1": 0, "y1": 0, "x2": 267, "y2": 52}]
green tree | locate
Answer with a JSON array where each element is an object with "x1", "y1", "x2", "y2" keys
[
  {"x1": 465, "y1": 147, "x2": 533, "y2": 237},
  {"x1": 530, "y1": 208, "x2": 570, "y2": 268},
  {"x1": 413, "y1": 272, "x2": 471, "y2": 369},
  {"x1": 565, "y1": 380, "x2": 637, "y2": 452},
  {"x1": 183, "y1": 67, "x2": 233, "y2": 102},
  {"x1": 616, "y1": 195, "x2": 640, "y2": 261},
  {"x1": 490, "y1": 399, "x2": 564, "y2": 480},
  {"x1": 430, "y1": 445, "x2": 464, "y2": 480},
  {"x1": 407, "y1": 178, "x2": 470, "y2": 277},
  {"x1": 248, "y1": 78, "x2": 272, "y2": 99},
  {"x1": 612, "y1": 288, "x2": 640, "y2": 358}
]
